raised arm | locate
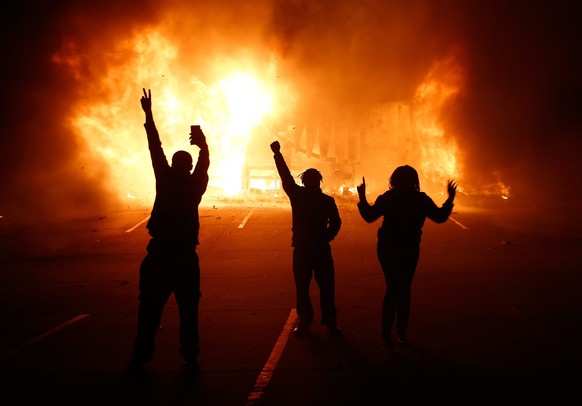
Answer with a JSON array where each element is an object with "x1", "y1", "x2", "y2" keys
[
  {"x1": 191, "y1": 127, "x2": 210, "y2": 195},
  {"x1": 141, "y1": 88, "x2": 154, "y2": 124},
  {"x1": 271, "y1": 141, "x2": 298, "y2": 195},
  {"x1": 445, "y1": 179, "x2": 457, "y2": 206},
  {"x1": 426, "y1": 179, "x2": 457, "y2": 223},
  {"x1": 356, "y1": 177, "x2": 382, "y2": 223},
  {"x1": 141, "y1": 88, "x2": 168, "y2": 175},
  {"x1": 357, "y1": 177, "x2": 367, "y2": 204}
]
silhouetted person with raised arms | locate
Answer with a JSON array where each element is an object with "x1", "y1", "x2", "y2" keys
[
  {"x1": 270, "y1": 140, "x2": 342, "y2": 336},
  {"x1": 127, "y1": 88, "x2": 209, "y2": 374},
  {"x1": 357, "y1": 166, "x2": 457, "y2": 347}
]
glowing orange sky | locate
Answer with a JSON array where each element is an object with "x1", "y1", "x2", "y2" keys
[
  {"x1": 56, "y1": 25, "x2": 479, "y2": 207},
  {"x1": 3, "y1": 0, "x2": 580, "y2": 222}
]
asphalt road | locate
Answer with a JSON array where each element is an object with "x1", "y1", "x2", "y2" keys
[{"x1": 0, "y1": 195, "x2": 580, "y2": 405}]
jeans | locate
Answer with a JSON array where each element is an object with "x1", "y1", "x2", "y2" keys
[
  {"x1": 377, "y1": 242, "x2": 419, "y2": 333},
  {"x1": 132, "y1": 241, "x2": 201, "y2": 362},
  {"x1": 292, "y1": 244, "x2": 337, "y2": 326}
]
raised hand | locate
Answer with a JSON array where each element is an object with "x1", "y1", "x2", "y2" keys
[
  {"x1": 270, "y1": 141, "x2": 281, "y2": 153},
  {"x1": 140, "y1": 88, "x2": 152, "y2": 112},
  {"x1": 189, "y1": 126, "x2": 207, "y2": 148},
  {"x1": 447, "y1": 179, "x2": 458, "y2": 201},
  {"x1": 357, "y1": 177, "x2": 366, "y2": 200}
]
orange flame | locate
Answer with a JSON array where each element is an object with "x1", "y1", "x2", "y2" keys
[
  {"x1": 57, "y1": 29, "x2": 285, "y2": 205},
  {"x1": 411, "y1": 56, "x2": 464, "y2": 197},
  {"x1": 54, "y1": 26, "x2": 507, "y2": 206},
  {"x1": 356, "y1": 55, "x2": 467, "y2": 199}
]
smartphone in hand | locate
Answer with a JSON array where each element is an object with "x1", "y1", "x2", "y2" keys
[{"x1": 189, "y1": 125, "x2": 205, "y2": 146}]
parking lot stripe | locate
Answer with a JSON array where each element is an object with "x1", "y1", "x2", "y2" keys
[
  {"x1": 450, "y1": 216, "x2": 469, "y2": 230},
  {"x1": 3, "y1": 314, "x2": 90, "y2": 357},
  {"x1": 247, "y1": 308, "x2": 297, "y2": 405},
  {"x1": 238, "y1": 209, "x2": 255, "y2": 229},
  {"x1": 126, "y1": 215, "x2": 150, "y2": 233}
]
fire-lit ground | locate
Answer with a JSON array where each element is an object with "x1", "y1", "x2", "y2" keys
[{"x1": 0, "y1": 198, "x2": 580, "y2": 405}]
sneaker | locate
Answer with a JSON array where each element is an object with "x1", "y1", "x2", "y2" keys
[
  {"x1": 126, "y1": 357, "x2": 147, "y2": 375},
  {"x1": 397, "y1": 330, "x2": 409, "y2": 347},
  {"x1": 326, "y1": 323, "x2": 342, "y2": 337},
  {"x1": 292, "y1": 321, "x2": 310, "y2": 336},
  {"x1": 183, "y1": 357, "x2": 200, "y2": 374}
]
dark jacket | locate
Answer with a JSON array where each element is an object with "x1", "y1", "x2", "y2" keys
[
  {"x1": 357, "y1": 188, "x2": 452, "y2": 248},
  {"x1": 144, "y1": 121, "x2": 209, "y2": 245},
  {"x1": 273, "y1": 151, "x2": 341, "y2": 248}
]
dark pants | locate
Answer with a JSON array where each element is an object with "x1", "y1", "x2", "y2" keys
[
  {"x1": 377, "y1": 242, "x2": 419, "y2": 334},
  {"x1": 293, "y1": 245, "x2": 337, "y2": 326},
  {"x1": 132, "y1": 240, "x2": 201, "y2": 363}
]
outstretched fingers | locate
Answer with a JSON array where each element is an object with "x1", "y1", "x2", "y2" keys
[
  {"x1": 357, "y1": 177, "x2": 366, "y2": 199},
  {"x1": 447, "y1": 179, "x2": 458, "y2": 194},
  {"x1": 140, "y1": 88, "x2": 152, "y2": 112},
  {"x1": 357, "y1": 177, "x2": 366, "y2": 189}
]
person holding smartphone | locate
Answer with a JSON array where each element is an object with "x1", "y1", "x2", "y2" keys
[{"x1": 127, "y1": 89, "x2": 210, "y2": 374}]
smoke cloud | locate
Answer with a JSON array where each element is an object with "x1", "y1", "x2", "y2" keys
[{"x1": 2, "y1": 0, "x2": 580, "y2": 223}]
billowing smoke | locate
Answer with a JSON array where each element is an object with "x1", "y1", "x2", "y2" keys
[
  {"x1": 445, "y1": 1, "x2": 582, "y2": 206},
  {"x1": 2, "y1": 0, "x2": 580, "y2": 223}
]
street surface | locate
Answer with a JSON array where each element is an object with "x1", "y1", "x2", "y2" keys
[{"x1": 0, "y1": 195, "x2": 580, "y2": 405}]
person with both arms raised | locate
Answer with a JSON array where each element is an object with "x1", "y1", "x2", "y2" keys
[
  {"x1": 357, "y1": 166, "x2": 457, "y2": 347},
  {"x1": 127, "y1": 88, "x2": 209, "y2": 374}
]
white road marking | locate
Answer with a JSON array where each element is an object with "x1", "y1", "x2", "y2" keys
[
  {"x1": 247, "y1": 308, "x2": 298, "y2": 405},
  {"x1": 238, "y1": 209, "x2": 255, "y2": 229},
  {"x1": 126, "y1": 215, "x2": 150, "y2": 233},
  {"x1": 3, "y1": 314, "x2": 90, "y2": 357},
  {"x1": 450, "y1": 216, "x2": 469, "y2": 230}
]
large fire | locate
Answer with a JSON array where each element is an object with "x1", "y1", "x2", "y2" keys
[
  {"x1": 57, "y1": 29, "x2": 288, "y2": 205},
  {"x1": 412, "y1": 55, "x2": 463, "y2": 198},
  {"x1": 53, "y1": 25, "x2": 503, "y2": 207}
]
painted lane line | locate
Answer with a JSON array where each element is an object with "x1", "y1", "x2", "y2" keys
[
  {"x1": 450, "y1": 216, "x2": 469, "y2": 230},
  {"x1": 247, "y1": 308, "x2": 298, "y2": 405},
  {"x1": 3, "y1": 314, "x2": 90, "y2": 357},
  {"x1": 126, "y1": 215, "x2": 150, "y2": 233},
  {"x1": 238, "y1": 209, "x2": 255, "y2": 229}
]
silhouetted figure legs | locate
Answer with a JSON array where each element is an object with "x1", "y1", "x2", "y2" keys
[
  {"x1": 175, "y1": 279, "x2": 201, "y2": 363},
  {"x1": 293, "y1": 246, "x2": 337, "y2": 331},
  {"x1": 378, "y1": 244, "x2": 419, "y2": 346},
  {"x1": 131, "y1": 242, "x2": 201, "y2": 368}
]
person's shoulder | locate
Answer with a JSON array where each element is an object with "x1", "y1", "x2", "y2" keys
[
  {"x1": 321, "y1": 192, "x2": 335, "y2": 200},
  {"x1": 376, "y1": 190, "x2": 391, "y2": 201},
  {"x1": 417, "y1": 191, "x2": 436, "y2": 204},
  {"x1": 321, "y1": 192, "x2": 338, "y2": 204}
]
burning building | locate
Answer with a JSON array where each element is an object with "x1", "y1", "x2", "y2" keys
[{"x1": 2, "y1": 0, "x2": 580, "y2": 222}]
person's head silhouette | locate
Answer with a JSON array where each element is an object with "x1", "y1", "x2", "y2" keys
[
  {"x1": 389, "y1": 165, "x2": 420, "y2": 192},
  {"x1": 172, "y1": 150, "x2": 193, "y2": 174},
  {"x1": 299, "y1": 168, "x2": 323, "y2": 190}
]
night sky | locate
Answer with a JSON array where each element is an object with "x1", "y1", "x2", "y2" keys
[{"x1": 2, "y1": 0, "x2": 581, "y2": 223}]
